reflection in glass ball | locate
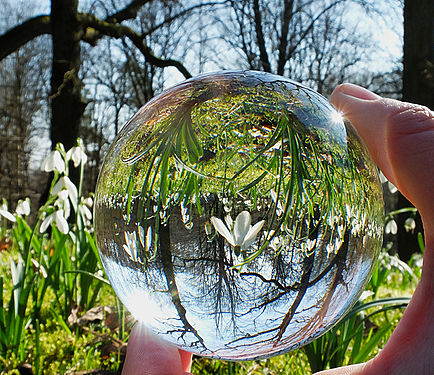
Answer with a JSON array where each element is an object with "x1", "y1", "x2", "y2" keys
[{"x1": 94, "y1": 71, "x2": 384, "y2": 360}]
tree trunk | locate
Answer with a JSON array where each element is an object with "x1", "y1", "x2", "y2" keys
[
  {"x1": 39, "y1": 0, "x2": 85, "y2": 205},
  {"x1": 50, "y1": 0, "x2": 85, "y2": 156},
  {"x1": 398, "y1": 0, "x2": 433, "y2": 260}
]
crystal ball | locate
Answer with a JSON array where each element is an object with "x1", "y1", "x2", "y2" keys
[{"x1": 94, "y1": 71, "x2": 384, "y2": 360}]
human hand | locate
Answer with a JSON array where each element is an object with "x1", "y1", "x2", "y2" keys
[
  {"x1": 122, "y1": 84, "x2": 434, "y2": 375},
  {"x1": 315, "y1": 84, "x2": 434, "y2": 374}
]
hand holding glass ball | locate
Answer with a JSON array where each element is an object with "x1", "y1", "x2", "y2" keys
[{"x1": 94, "y1": 74, "x2": 434, "y2": 373}]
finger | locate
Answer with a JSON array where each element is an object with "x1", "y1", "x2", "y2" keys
[
  {"x1": 330, "y1": 83, "x2": 434, "y2": 229},
  {"x1": 330, "y1": 83, "x2": 434, "y2": 375},
  {"x1": 122, "y1": 322, "x2": 193, "y2": 375},
  {"x1": 313, "y1": 363, "x2": 365, "y2": 375}
]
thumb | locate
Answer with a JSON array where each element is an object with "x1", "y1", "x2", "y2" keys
[
  {"x1": 122, "y1": 322, "x2": 192, "y2": 375},
  {"x1": 330, "y1": 83, "x2": 434, "y2": 230}
]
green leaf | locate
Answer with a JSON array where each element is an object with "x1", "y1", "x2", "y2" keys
[
  {"x1": 125, "y1": 164, "x2": 137, "y2": 222},
  {"x1": 85, "y1": 230, "x2": 101, "y2": 263},
  {"x1": 159, "y1": 150, "x2": 171, "y2": 204},
  {"x1": 64, "y1": 270, "x2": 110, "y2": 286},
  {"x1": 353, "y1": 322, "x2": 392, "y2": 363},
  {"x1": 50, "y1": 308, "x2": 72, "y2": 335},
  {"x1": 183, "y1": 116, "x2": 202, "y2": 164}
]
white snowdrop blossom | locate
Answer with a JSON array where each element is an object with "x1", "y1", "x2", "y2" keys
[
  {"x1": 385, "y1": 219, "x2": 398, "y2": 235},
  {"x1": 301, "y1": 238, "x2": 316, "y2": 254},
  {"x1": 41, "y1": 150, "x2": 65, "y2": 173},
  {"x1": 55, "y1": 189, "x2": 71, "y2": 220},
  {"x1": 15, "y1": 198, "x2": 30, "y2": 216},
  {"x1": 83, "y1": 197, "x2": 93, "y2": 207},
  {"x1": 66, "y1": 145, "x2": 87, "y2": 167},
  {"x1": 0, "y1": 203, "x2": 16, "y2": 222},
  {"x1": 211, "y1": 211, "x2": 265, "y2": 256},
  {"x1": 52, "y1": 176, "x2": 78, "y2": 210},
  {"x1": 123, "y1": 231, "x2": 143, "y2": 263},
  {"x1": 266, "y1": 230, "x2": 284, "y2": 252},
  {"x1": 10, "y1": 257, "x2": 24, "y2": 315},
  {"x1": 138, "y1": 225, "x2": 153, "y2": 255},
  {"x1": 387, "y1": 181, "x2": 398, "y2": 194},
  {"x1": 78, "y1": 201, "x2": 93, "y2": 226},
  {"x1": 378, "y1": 170, "x2": 388, "y2": 184},
  {"x1": 359, "y1": 290, "x2": 374, "y2": 302},
  {"x1": 40, "y1": 209, "x2": 69, "y2": 234},
  {"x1": 31, "y1": 258, "x2": 48, "y2": 278},
  {"x1": 404, "y1": 217, "x2": 416, "y2": 233}
]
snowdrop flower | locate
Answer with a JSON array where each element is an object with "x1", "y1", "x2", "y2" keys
[
  {"x1": 359, "y1": 290, "x2": 374, "y2": 302},
  {"x1": 404, "y1": 217, "x2": 416, "y2": 233},
  {"x1": 56, "y1": 190, "x2": 71, "y2": 220},
  {"x1": 387, "y1": 181, "x2": 398, "y2": 194},
  {"x1": 15, "y1": 198, "x2": 30, "y2": 216},
  {"x1": 31, "y1": 258, "x2": 48, "y2": 278},
  {"x1": 66, "y1": 144, "x2": 87, "y2": 167},
  {"x1": 52, "y1": 176, "x2": 78, "y2": 210},
  {"x1": 211, "y1": 211, "x2": 265, "y2": 256},
  {"x1": 266, "y1": 230, "x2": 282, "y2": 252},
  {"x1": 301, "y1": 238, "x2": 316, "y2": 254},
  {"x1": 270, "y1": 189, "x2": 284, "y2": 216},
  {"x1": 78, "y1": 201, "x2": 92, "y2": 225},
  {"x1": 0, "y1": 202, "x2": 16, "y2": 222},
  {"x1": 123, "y1": 231, "x2": 143, "y2": 263},
  {"x1": 40, "y1": 209, "x2": 69, "y2": 234},
  {"x1": 10, "y1": 257, "x2": 24, "y2": 315},
  {"x1": 378, "y1": 170, "x2": 388, "y2": 184},
  {"x1": 83, "y1": 197, "x2": 93, "y2": 207},
  {"x1": 138, "y1": 225, "x2": 153, "y2": 256},
  {"x1": 385, "y1": 219, "x2": 398, "y2": 235},
  {"x1": 41, "y1": 150, "x2": 65, "y2": 173}
]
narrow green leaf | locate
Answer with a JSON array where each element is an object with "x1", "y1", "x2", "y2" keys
[
  {"x1": 125, "y1": 164, "x2": 137, "y2": 222},
  {"x1": 85, "y1": 230, "x2": 101, "y2": 263},
  {"x1": 63, "y1": 270, "x2": 110, "y2": 286},
  {"x1": 417, "y1": 232, "x2": 425, "y2": 252},
  {"x1": 237, "y1": 170, "x2": 269, "y2": 193},
  {"x1": 159, "y1": 150, "x2": 171, "y2": 204},
  {"x1": 50, "y1": 308, "x2": 72, "y2": 335},
  {"x1": 0, "y1": 277, "x2": 5, "y2": 326},
  {"x1": 353, "y1": 323, "x2": 392, "y2": 363}
]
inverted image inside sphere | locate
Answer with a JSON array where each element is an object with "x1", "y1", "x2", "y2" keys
[{"x1": 94, "y1": 71, "x2": 384, "y2": 360}]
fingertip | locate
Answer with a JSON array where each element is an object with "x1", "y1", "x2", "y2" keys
[
  {"x1": 179, "y1": 349, "x2": 193, "y2": 372},
  {"x1": 330, "y1": 84, "x2": 396, "y2": 184},
  {"x1": 123, "y1": 322, "x2": 189, "y2": 375},
  {"x1": 330, "y1": 83, "x2": 381, "y2": 106}
]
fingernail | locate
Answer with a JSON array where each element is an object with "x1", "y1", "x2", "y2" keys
[{"x1": 336, "y1": 83, "x2": 381, "y2": 101}]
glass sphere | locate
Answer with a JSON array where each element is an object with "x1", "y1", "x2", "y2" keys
[{"x1": 94, "y1": 71, "x2": 384, "y2": 360}]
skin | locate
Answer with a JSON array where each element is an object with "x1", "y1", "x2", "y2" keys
[{"x1": 122, "y1": 84, "x2": 434, "y2": 375}]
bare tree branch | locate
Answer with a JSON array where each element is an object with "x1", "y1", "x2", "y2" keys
[
  {"x1": 79, "y1": 14, "x2": 191, "y2": 78},
  {"x1": 82, "y1": 0, "x2": 155, "y2": 45},
  {"x1": 0, "y1": 1, "x2": 152, "y2": 61},
  {"x1": 286, "y1": 0, "x2": 345, "y2": 62},
  {"x1": 143, "y1": 1, "x2": 228, "y2": 36},
  {"x1": 106, "y1": 0, "x2": 155, "y2": 23},
  {"x1": 0, "y1": 15, "x2": 50, "y2": 61}
]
